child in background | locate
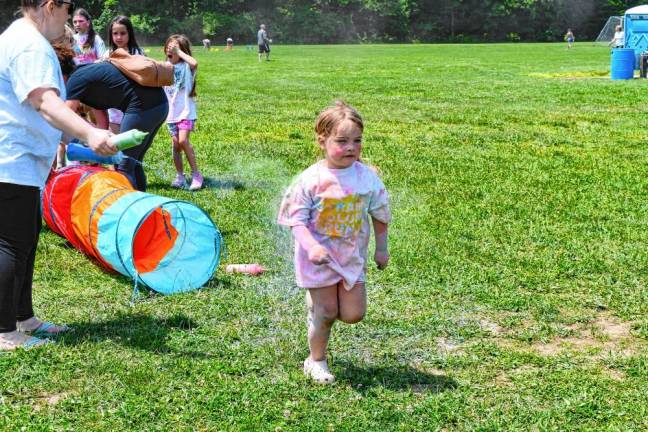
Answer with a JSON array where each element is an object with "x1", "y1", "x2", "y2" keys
[
  {"x1": 72, "y1": 9, "x2": 107, "y2": 65},
  {"x1": 164, "y1": 34, "x2": 203, "y2": 191},
  {"x1": 54, "y1": 25, "x2": 76, "y2": 169},
  {"x1": 107, "y1": 16, "x2": 144, "y2": 134},
  {"x1": 278, "y1": 101, "x2": 391, "y2": 384},
  {"x1": 565, "y1": 28, "x2": 575, "y2": 49},
  {"x1": 610, "y1": 25, "x2": 624, "y2": 48},
  {"x1": 72, "y1": 9, "x2": 108, "y2": 130}
]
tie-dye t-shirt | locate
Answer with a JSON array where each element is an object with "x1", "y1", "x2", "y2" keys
[
  {"x1": 72, "y1": 33, "x2": 107, "y2": 65},
  {"x1": 278, "y1": 161, "x2": 391, "y2": 290}
]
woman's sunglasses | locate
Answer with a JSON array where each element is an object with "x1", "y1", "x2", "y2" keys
[{"x1": 41, "y1": 0, "x2": 75, "y2": 12}]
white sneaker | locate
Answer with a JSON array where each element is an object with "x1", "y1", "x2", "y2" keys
[
  {"x1": 303, "y1": 357, "x2": 335, "y2": 384},
  {"x1": 171, "y1": 174, "x2": 186, "y2": 189}
]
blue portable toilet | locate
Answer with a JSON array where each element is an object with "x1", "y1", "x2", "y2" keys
[{"x1": 624, "y1": 5, "x2": 648, "y2": 68}]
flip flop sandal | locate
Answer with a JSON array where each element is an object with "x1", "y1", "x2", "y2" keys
[
  {"x1": 26, "y1": 322, "x2": 70, "y2": 337},
  {"x1": 0, "y1": 335, "x2": 50, "y2": 352},
  {"x1": 22, "y1": 336, "x2": 51, "y2": 349}
]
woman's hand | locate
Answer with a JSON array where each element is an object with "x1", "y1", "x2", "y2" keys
[
  {"x1": 308, "y1": 244, "x2": 331, "y2": 265},
  {"x1": 86, "y1": 128, "x2": 117, "y2": 156}
]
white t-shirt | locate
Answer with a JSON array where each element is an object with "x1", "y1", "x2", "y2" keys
[
  {"x1": 278, "y1": 161, "x2": 391, "y2": 289},
  {"x1": 164, "y1": 61, "x2": 197, "y2": 123},
  {"x1": 613, "y1": 31, "x2": 625, "y2": 47},
  {"x1": 0, "y1": 19, "x2": 66, "y2": 188}
]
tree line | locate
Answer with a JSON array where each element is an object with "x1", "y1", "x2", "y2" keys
[{"x1": 2, "y1": 1, "x2": 645, "y2": 45}]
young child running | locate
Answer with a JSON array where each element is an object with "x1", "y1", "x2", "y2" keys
[
  {"x1": 278, "y1": 101, "x2": 391, "y2": 384},
  {"x1": 107, "y1": 16, "x2": 143, "y2": 134},
  {"x1": 565, "y1": 28, "x2": 575, "y2": 49},
  {"x1": 164, "y1": 34, "x2": 203, "y2": 190}
]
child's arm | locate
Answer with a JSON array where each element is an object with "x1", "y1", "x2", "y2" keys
[
  {"x1": 291, "y1": 225, "x2": 331, "y2": 265},
  {"x1": 171, "y1": 43, "x2": 198, "y2": 70},
  {"x1": 93, "y1": 109, "x2": 109, "y2": 130},
  {"x1": 372, "y1": 217, "x2": 389, "y2": 270}
]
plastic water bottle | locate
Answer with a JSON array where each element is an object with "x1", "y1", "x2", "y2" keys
[
  {"x1": 110, "y1": 129, "x2": 148, "y2": 151},
  {"x1": 67, "y1": 142, "x2": 125, "y2": 165},
  {"x1": 225, "y1": 264, "x2": 266, "y2": 276}
]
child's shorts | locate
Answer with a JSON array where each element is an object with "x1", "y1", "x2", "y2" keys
[
  {"x1": 108, "y1": 108, "x2": 123, "y2": 125},
  {"x1": 167, "y1": 119, "x2": 196, "y2": 137}
]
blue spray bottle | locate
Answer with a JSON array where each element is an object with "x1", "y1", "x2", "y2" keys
[{"x1": 66, "y1": 141, "x2": 125, "y2": 165}]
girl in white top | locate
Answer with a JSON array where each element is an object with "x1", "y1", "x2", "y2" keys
[
  {"x1": 164, "y1": 34, "x2": 203, "y2": 191},
  {"x1": 610, "y1": 25, "x2": 625, "y2": 48},
  {"x1": 71, "y1": 8, "x2": 107, "y2": 65},
  {"x1": 107, "y1": 16, "x2": 144, "y2": 134},
  {"x1": 278, "y1": 101, "x2": 391, "y2": 384},
  {"x1": 0, "y1": 0, "x2": 115, "y2": 351}
]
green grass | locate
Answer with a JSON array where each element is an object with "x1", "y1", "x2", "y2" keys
[{"x1": 1, "y1": 42, "x2": 648, "y2": 430}]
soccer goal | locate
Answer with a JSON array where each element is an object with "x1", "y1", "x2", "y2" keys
[{"x1": 594, "y1": 16, "x2": 623, "y2": 45}]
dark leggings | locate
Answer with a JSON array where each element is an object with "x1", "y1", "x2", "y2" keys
[
  {"x1": 117, "y1": 102, "x2": 169, "y2": 192},
  {"x1": 0, "y1": 183, "x2": 40, "y2": 333}
]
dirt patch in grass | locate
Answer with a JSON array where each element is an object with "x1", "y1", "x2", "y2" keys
[
  {"x1": 605, "y1": 368, "x2": 626, "y2": 381},
  {"x1": 478, "y1": 318, "x2": 504, "y2": 335},
  {"x1": 531, "y1": 312, "x2": 642, "y2": 358},
  {"x1": 31, "y1": 391, "x2": 69, "y2": 412},
  {"x1": 436, "y1": 337, "x2": 464, "y2": 354}
]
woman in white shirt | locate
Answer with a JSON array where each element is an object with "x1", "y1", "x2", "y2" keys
[
  {"x1": 610, "y1": 25, "x2": 625, "y2": 48},
  {"x1": 0, "y1": 0, "x2": 115, "y2": 351}
]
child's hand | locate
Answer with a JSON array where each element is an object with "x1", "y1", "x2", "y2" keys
[
  {"x1": 167, "y1": 41, "x2": 179, "y2": 54},
  {"x1": 308, "y1": 244, "x2": 331, "y2": 265},
  {"x1": 374, "y1": 250, "x2": 389, "y2": 270}
]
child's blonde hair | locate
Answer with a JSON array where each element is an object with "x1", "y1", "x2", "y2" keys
[
  {"x1": 315, "y1": 100, "x2": 363, "y2": 140},
  {"x1": 164, "y1": 34, "x2": 197, "y2": 97}
]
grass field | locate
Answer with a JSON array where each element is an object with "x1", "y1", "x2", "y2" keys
[{"x1": 1, "y1": 42, "x2": 648, "y2": 430}]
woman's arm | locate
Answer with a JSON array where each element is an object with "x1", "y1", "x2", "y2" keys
[{"x1": 29, "y1": 89, "x2": 115, "y2": 156}]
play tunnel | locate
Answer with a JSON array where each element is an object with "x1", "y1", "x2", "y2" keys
[{"x1": 43, "y1": 165, "x2": 222, "y2": 294}]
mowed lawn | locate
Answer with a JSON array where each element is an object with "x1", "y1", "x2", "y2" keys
[{"x1": 1, "y1": 42, "x2": 647, "y2": 430}]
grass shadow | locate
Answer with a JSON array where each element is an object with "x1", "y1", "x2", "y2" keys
[
  {"x1": 59, "y1": 312, "x2": 209, "y2": 357},
  {"x1": 335, "y1": 360, "x2": 459, "y2": 394}
]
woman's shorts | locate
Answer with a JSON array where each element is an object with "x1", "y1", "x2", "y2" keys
[{"x1": 167, "y1": 119, "x2": 196, "y2": 136}]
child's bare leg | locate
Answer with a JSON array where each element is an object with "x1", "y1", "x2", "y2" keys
[
  {"x1": 337, "y1": 282, "x2": 367, "y2": 324},
  {"x1": 56, "y1": 142, "x2": 66, "y2": 169},
  {"x1": 172, "y1": 135, "x2": 183, "y2": 174},
  {"x1": 178, "y1": 129, "x2": 199, "y2": 174},
  {"x1": 306, "y1": 285, "x2": 338, "y2": 361}
]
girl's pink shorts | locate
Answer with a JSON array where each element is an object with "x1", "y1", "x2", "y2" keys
[{"x1": 167, "y1": 119, "x2": 196, "y2": 136}]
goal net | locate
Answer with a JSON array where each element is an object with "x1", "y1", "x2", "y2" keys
[{"x1": 594, "y1": 16, "x2": 623, "y2": 45}]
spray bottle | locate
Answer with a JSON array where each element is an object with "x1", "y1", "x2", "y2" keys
[
  {"x1": 65, "y1": 129, "x2": 148, "y2": 165},
  {"x1": 110, "y1": 129, "x2": 148, "y2": 151},
  {"x1": 67, "y1": 142, "x2": 125, "y2": 165}
]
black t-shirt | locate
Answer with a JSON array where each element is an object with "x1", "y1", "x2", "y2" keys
[{"x1": 66, "y1": 62, "x2": 166, "y2": 113}]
